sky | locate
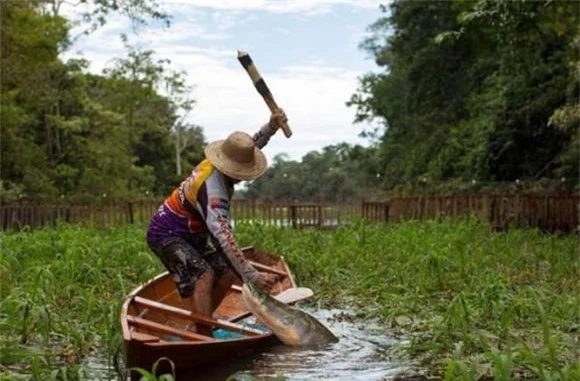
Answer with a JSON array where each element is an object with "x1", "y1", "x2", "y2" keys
[{"x1": 61, "y1": 0, "x2": 386, "y2": 164}]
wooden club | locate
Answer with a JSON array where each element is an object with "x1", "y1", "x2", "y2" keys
[{"x1": 237, "y1": 50, "x2": 293, "y2": 138}]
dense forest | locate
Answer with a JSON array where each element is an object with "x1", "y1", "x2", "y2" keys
[
  {"x1": 1, "y1": 0, "x2": 205, "y2": 201},
  {"x1": 247, "y1": 0, "x2": 579, "y2": 200},
  {"x1": 1, "y1": 0, "x2": 578, "y2": 203}
]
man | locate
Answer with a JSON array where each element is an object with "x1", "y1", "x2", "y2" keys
[{"x1": 146, "y1": 110, "x2": 287, "y2": 334}]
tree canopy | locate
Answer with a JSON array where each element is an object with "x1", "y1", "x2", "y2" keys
[
  {"x1": 347, "y1": 0, "x2": 579, "y2": 187},
  {"x1": 0, "y1": 0, "x2": 204, "y2": 201},
  {"x1": 242, "y1": 144, "x2": 386, "y2": 202},
  {"x1": 244, "y1": 0, "x2": 578, "y2": 200},
  {"x1": 2, "y1": 0, "x2": 577, "y2": 203}
]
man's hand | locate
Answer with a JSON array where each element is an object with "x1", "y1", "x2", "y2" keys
[
  {"x1": 268, "y1": 109, "x2": 288, "y2": 132},
  {"x1": 254, "y1": 272, "x2": 278, "y2": 293}
]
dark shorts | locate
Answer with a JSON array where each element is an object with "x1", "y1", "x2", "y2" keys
[{"x1": 149, "y1": 237, "x2": 229, "y2": 298}]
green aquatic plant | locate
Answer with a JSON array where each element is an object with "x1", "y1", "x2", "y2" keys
[
  {"x1": 0, "y1": 218, "x2": 577, "y2": 379},
  {"x1": 131, "y1": 357, "x2": 175, "y2": 381},
  {"x1": 0, "y1": 223, "x2": 162, "y2": 380},
  {"x1": 235, "y1": 217, "x2": 579, "y2": 379}
]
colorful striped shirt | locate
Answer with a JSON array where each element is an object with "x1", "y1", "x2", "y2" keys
[{"x1": 147, "y1": 124, "x2": 274, "y2": 283}]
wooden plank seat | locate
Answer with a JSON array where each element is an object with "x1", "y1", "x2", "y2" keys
[
  {"x1": 126, "y1": 315, "x2": 215, "y2": 342},
  {"x1": 248, "y1": 260, "x2": 288, "y2": 277},
  {"x1": 132, "y1": 296, "x2": 264, "y2": 336},
  {"x1": 130, "y1": 331, "x2": 161, "y2": 343}
]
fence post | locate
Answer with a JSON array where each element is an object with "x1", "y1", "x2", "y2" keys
[
  {"x1": 515, "y1": 191, "x2": 522, "y2": 228},
  {"x1": 481, "y1": 194, "x2": 490, "y2": 224},
  {"x1": 289, "y1": 204, "x2": 297, "y2": 229},
  {"x1": 127, "y1": 201, "x2": 134, "y2": 224}
]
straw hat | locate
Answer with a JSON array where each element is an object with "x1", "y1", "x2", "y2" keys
[{"x1": 205, "y1": 131, "x2": 268, "y2": 181}]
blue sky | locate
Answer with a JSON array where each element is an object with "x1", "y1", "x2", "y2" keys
[{"x1": 62, "y1": 0, "x2": 387, "y2": 163}]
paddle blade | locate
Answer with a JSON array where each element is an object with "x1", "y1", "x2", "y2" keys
[{"x1": 273, "y1": 287, "x2": 314, "y2": 304}]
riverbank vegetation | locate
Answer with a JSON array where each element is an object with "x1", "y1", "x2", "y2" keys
[
  {"x1": 246, "y1": 0, "x2": 580, "y2": 200},
  {"x1": 1, "y1": 220, "x2": 577, "y2": 380},
  {"x1": 242, "y1": 219, "x2": 579, "y2": 380},
  {"x1": 2, "y1": 0, "x2": 578, "y2": 204}
]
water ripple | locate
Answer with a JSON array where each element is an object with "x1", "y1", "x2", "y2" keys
[
  {"x1": 88, "y1": 308, "x2": 405, "y2": 380},
  {"x1": 196, "y1": 308, "x2": 403, "y2": 381}
]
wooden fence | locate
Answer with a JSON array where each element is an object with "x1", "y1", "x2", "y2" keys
[
  {"x1": 1, "y1": 193, "x2": 578, "y2": 232},
  {"x1": 362, "y1": 193, "x2": 579, "y2": 232},
  {"x1": 229, "y1": 200, "x2": 360, "y2": 228},
  {"x1": 0, "y1": 199, "x2": 361, "y2": 231},
  {"x1": 0, "y1": 200, "x2": 162, "y2": 231}
]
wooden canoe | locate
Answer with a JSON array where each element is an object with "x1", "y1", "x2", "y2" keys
[{"x1": 121, "y1": 246, "x2": 303, "y2": 380}]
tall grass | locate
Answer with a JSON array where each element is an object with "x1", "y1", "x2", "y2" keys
[
  {"x1": 0, "y1": 224, "x2": 162, "y2": 380},
  {"x1": 235, "y1": 218, "x2": 579, "y2": 380},
  {"x1": 0, "y1": 218, "x2": 578, "y2": 380}
]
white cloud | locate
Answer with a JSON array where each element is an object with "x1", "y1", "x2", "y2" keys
[
  {"x1": 160, "y1": 0, "x2": 382, "y2": 15},
  {"x1": 60, "y1": 0, "x2": 379, "y2": 164},
  {"x1": 176, "y1": 58, "x2": 370, "y2": 163},
  {"x1": 125, "y1": 43, "x2": 372, "y2": 163}
]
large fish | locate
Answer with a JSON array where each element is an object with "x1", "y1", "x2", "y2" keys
[{"x1": 241, "y1": 283, "x2": 338, "y2": 347}]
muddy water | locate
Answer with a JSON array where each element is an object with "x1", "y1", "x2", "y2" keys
[
  {"x1": 185, "y1": 308, "x2": 405, "y2": 381},
  {"x1": 88, "y1": 308, "x2": 407, "y2": 380}
]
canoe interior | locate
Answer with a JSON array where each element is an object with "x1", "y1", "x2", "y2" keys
[{"x1": 122, "y1": 246, "x2": 297, "y2": 347}]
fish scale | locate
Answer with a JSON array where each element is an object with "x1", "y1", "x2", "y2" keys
[{"x1": 241, "y1": 283, "x2": 338, "y2": 347}]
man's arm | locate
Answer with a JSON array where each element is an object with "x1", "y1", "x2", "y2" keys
[
  {"x1": 252, "y1": 109, "x2": 287, "y2": 149},
  {"x1": 204, "y1": 195, "x2": 260, "y2": 283},
  {"x1": 201, "y1": 175, "x2": 277, "y2": 291}
]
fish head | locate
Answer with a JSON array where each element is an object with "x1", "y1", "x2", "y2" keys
[
  {"x1": 242, "y1": 283, "x2": 338, "y2": 347},
  {"x1": 243, "y1": 282, "x2": 268, "y2": 301},
  {"x1": 241, "y1": 283, "x2": 302, "y2": 346}
]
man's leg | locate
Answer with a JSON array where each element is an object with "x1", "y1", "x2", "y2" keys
[
  {"x1": 150, "y1": 237, "x2": 215, "y2": 333},
  {"x1": 191, "y1": 269, "x2": 216, "y2": 336},
  {"x1": 212, "y1": 268, "x2": 238, "y2": 308},
  {"x1": 205, "y1": 249, "x2": 240, "y2": 311}
]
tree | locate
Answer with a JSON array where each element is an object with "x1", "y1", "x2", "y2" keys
[
  {"x1": 0, "y1": 0, "x2": 70, "y2": 198},
  {"x1": 242, "y1": 144, "x2": 385, "y2": 202},
  {"x1": 0, "y1": 0, "x2": 205, "y2": 200},
  {"x1": 173, "y1": 123, "x2": 205, "y2": 176},
  {"x1": 348, "y1": 0, "x2": 579, "y2": 188},
  {"x1": 43, "y1": 0, "x2": 170, "y2": 38},
  {"x1": 101, "y1": 45, "x2": 197, "y2": 193}
]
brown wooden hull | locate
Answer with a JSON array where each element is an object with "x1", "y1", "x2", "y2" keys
[
  {"x1": 124, "y1": 330, "x2": 278, "y2": 377},
  {"x1": 121, "y1": 247, "x2": 297, "y2": 379}
]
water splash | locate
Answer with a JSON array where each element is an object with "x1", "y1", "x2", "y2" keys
[{"x1": 193, "y1": 308, "x2": 404, "y2": 381}]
